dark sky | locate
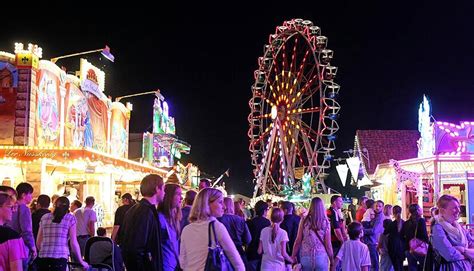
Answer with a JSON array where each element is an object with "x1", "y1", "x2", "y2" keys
[{"x1": 3, "y1": 2, "x2": 474, "y2": 197}]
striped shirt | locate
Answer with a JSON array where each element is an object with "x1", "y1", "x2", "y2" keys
[{"x1": 38, "y1": 213, "x2": 76, "y2": 259}]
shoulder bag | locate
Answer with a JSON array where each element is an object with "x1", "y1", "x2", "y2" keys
[
  {"x1": 204, "y1": 221, "x2": 234, "y2": 271},
  {"x1": 409, "y1": 219, "x2": 428, "y2": 256}
]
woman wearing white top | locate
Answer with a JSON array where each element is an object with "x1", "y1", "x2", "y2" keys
[
  {"x1": 179, "y1": 188, "x2": 245, "y2": 271},
  {"x1": 258, "y1": 207, "x2": 293, "y2": 271}
]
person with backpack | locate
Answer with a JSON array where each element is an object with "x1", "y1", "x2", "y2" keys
[
  {"x1": 292, "y1": 197, "x2": 334, "y2": 270},
  {"x1": 401, "y1": 204, "x2": 428, "y2": 271}
]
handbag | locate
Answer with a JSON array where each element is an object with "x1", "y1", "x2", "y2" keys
[
  {"x1": 204, "y1": 221, "x2": 234, "y2": 271},
  {"x1": 409, "y1": 219, "x2": 428, "y2": 256}
]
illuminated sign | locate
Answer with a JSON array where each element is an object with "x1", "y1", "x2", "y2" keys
[
  {"x1": 79, "y1": 58, "x2": 105, "y2": 99},
  {"x1": 15, "y1": 52, "x2": 39, "y2": 69}
]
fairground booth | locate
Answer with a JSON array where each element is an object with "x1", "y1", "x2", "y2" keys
[
  {"x1": 352, "y1": 96, "x2": 474, "y2": 224},
  {"x1": 0, "y1": 43, "x2": 168, "y2": 226}
]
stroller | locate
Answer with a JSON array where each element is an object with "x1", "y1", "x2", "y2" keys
[{"x1": 69, "y1": 236, "x2": 124, "y2": 271}]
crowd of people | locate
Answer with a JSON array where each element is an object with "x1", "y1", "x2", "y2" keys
[{"x1": 0, "y1": 176, "x2": 474, "y2": 271}]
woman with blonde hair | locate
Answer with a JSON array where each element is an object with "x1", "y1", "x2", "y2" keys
[
  {"x1": 258, "y1": 208, "x2": 293, "y2": 270},
  {"x1": 430, "y1": 194, "x2": 474, "y2": 270},
  {"x1": 179, "y1": 188, "x2": 245, "y2": 270},
  {"x1": 158, "y1": 183, "x2": 182, "y2": 270},
  {"x1": 291, "y1": 197, "x2": 334, "y2": 271}
]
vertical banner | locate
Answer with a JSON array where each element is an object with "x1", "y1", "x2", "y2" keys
[
  {"x1": 64, "y1": 83, "x2": 89, "y2": 147},
  {"x1": 35, "y1": 69, "x2": 60, "y2": 146},
  {"x1": 86, "y1": 95, "x2": 108, "y2": 152},
  {"x1": 110, "y1": 102, "x2": 128, "y2": 158},
  {"x1": 336, "y1": 164, "x2": 349, "y2": 187},
  {"x1": 0, "y1": 68, "x2": 16, "y2": 145}
]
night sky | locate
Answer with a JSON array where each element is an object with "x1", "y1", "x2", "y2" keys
[{"x1": 3, "y1": 2, "x2": 474, "y2": 197}]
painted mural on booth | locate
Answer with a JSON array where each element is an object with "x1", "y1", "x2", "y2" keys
[{"x1": 35, "y1": 69, "x2": 60, "y2": 146}]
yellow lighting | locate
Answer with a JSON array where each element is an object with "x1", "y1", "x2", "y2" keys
[
  {"x1": 297, "y1": 92, "x2": 301, "y2": 97},
  {"x1": 271, "y1": 106, "x2": 277, "y2": 120}
]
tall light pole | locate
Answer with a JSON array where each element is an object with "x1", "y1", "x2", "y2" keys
[
  {"x1": 50, "y1": 45, "x2": 115, "y2": 63},
  {"x1": 114, "y1": 89, "x2": 162, "y2": 102}
]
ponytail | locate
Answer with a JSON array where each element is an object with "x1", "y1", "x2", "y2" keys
[
  {"x1": 53, "y1": 197, "x2": 70, "y2": 223},
  {"x1": 271, "y1": 224, "x2": 277, "y2": 243},
  {"x1": 269, "y1": 207, "x2": 284, "y2": 243}
]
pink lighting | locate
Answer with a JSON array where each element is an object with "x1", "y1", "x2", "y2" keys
[{"x1": 434, "y1": 120, "x2": 474, "y2": 154}]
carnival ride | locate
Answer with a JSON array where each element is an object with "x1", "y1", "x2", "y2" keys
[{"x1": 248, "y1": 18, "x2": 341, "y2": 197}]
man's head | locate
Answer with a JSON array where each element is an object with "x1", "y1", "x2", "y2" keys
[
  {"x1": 71, "y1": 200, "x2": 82, "y2": 212},
  {"x1": 37, "y1": 194, "x2": 51, "y2": 209},
  {"x1": 16, "y1": 183, "x2": 33, "y2": 204},
  {"x1": 184, "y1": 190, "x2": 197, "y2": 206},
  {"x1": 330, "y1": 195, "x2": 343, "y2": 210},
  {"x1": 140, "y1": 174, "x2": 165, "y2": 203},
  {"x1": 198, "y1": 179, "x2": 211, "y2": 190},
  {"x1": 255, "y1": 200, "x2": 269, "y2": 217},
  {"x1": 85, "y1": 196, "x2": 95, "y2": 207},
  {"x1": 374, "y1": 200, "x2": 384, "y2": 214},
  {"x1": 280, "y1": 201, "x2": 293, "y2": 215},
  {"x1": 121, "y1": 193, "x2": 133, "y2": 205}
]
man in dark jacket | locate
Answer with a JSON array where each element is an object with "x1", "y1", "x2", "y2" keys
[
  {"x1": 246, "y1": 200, "x2": 270, "y2": 271},
  {"x1": 119, "y1": 174, "x2": 165, "y2": 271},
  {"x1": 280, "y1": 201, "x2": 300, "y2": 256}
]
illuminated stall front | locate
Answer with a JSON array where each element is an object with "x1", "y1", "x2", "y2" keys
[
  {"x1": 0, "y1": 43, "x2": 168, "y2": 227},
  {"x1": 367, "y1": 96, "x2": 474, "y2": 223}
]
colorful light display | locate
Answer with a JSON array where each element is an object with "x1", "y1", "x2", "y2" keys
[
  {"x1": 143, "y1": 94, "x2": 190, "y2": 168},
  {"x1": 248, "y1": 18, "x2": 341, "y2": 196}
]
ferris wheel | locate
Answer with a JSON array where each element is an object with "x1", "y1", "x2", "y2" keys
[{"x1": 248, "y1": 18, "x2": 341, "y2": 197}]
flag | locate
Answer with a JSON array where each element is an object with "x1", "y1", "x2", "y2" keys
[
  {"x1": 336, "y1": 164, "x2": 349, "y2": 187},
  {"x1": 224, "y1": 169, "x2": 230, "y2": 177},
  {"x1": 346, "y1": 157, "x2": 361, "y2": 182}
]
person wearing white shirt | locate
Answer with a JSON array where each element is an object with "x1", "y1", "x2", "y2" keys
[{"x1": 180, "y1": 188, "x2": 245, "y2": 271}]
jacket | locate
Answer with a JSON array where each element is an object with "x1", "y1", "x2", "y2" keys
[{"x1": 119, "y1": 199, "x2": 163, "y2": 271}]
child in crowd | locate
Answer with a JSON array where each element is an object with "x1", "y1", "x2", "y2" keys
[
  {"x1": 361, "y1": 208, "x2": 375, "y2": 244},
  {"x1": 258, "y1": 208, "x2": 293, "y2": 270},
  {"x1": 335, "y1": 222, "x2": 371, "y2": 271}
]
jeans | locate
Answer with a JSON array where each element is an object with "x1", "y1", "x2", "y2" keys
[
  {"x1": 246, "y1": 259, "x2": 262, "y2": 271},
  {"x1": 367, "y1": 244, "x2": 379, "y2": 271},
  {"x1": 300, "y1": 254, "x2": 329, "y2": 271},
  {"x1": 405, "y1": 251, "x2": 425, "y2": 271}
]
